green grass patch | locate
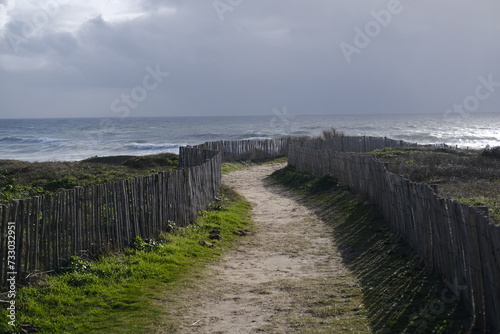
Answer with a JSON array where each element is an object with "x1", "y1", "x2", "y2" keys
[
  {"x1": 221, "y1": 157, "x2": 287, "y2": 174},
  {"x1": 0, "y1": 186, "x2": 253, "y2": 334},
  {"x1": 221, "y1": 161, "x2": 257, "y2": 174},
  {"x1": 270, "y1": 165, "x2": 474, "y2": 333},
  {"x1": 456, "y1": 197, "x2": 500, "y2": 223}
]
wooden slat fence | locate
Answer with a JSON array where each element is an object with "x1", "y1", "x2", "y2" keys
[
  {"x1": 189, "y1": 135, "x2": 447, "y2": 164},
  {"x1": 295, "y1": 136, "x2": 420, "y2": 152},
  {"x1": 0, "y1": 149, "x2": 222, "y2": 290},
  {"x1": 288, "y1": 144, "x2": 500, "y2": 332},
  {"x1": 193, "y1": 138, "x2": 291, "y2": 162}
]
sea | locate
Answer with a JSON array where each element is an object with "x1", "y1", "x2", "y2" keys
[{"x1": 0, "y1": 112, "x2": 499, "y2": 162}]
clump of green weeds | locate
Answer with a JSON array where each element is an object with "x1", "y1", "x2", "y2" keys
[{"x1": 128, "y1": 236, "x2": 164, "y2": 252}]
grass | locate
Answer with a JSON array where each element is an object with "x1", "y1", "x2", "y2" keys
[
  {"x1": 320, "y1": 127, "x2": 345, "y2": 140},
  {"x1": 0, "y1": 186, "x2": 253, "y2": 334},
  {"x1": 255, "y1": 274, "x2": 371, "y2": 333},
  {"x1": 221, "y1": 157, "x2": 287, "y2": 174},
  {"x1": 370, "y1": 146, "x2": 500, "y2": 224},
  {"x1": 0, "y1": 153, "x2": 179, "y2": 204},
  {"x1": 270, "y1": 165, "x2": 476, "y2": 333},
  {"x1": 221, "y1": 161, "x2": 258, "y2": 174}
]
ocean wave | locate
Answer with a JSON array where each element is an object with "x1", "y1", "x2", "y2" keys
[
  {"x1": 126, "y1": 143, "x2": 181, "y2": 151},
  {"x1": 243, "y1": 137, "x2": 272, "y2": 141},
  {"x1": 452, "y1": 135, "x2": 499, "y2": 141},
  {"x1": 240, "y1": 133, "x2": 271, "y2": 139},
  {"x1": 0, "y1": 136, "x2": 67, "y2": 144},
  {"x1": 354, "y1": 126, "x2": 376, "y2": 131},
  {"x1": 191, "y1": 133, "x2": 225, "y2": 139},
  {"x1": 390, "y1": 132, "x2": 500, "y2": 149},
  {"x1": 396, "y1": 134, "x2": 441, "y2": 142}
]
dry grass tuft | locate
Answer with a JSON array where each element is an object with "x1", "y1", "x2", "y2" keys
[{"x1": 320, "y1": 127, "x2": 345, "y2": 140}]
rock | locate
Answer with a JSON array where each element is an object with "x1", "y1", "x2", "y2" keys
[
  {"x1": 232, "y1": 230, "x2": 255, "y2": 236},
  {"x1": 209, "y1": 233, "x2": 223, "y2": 240},
  {"x1": 19, "y1": 324, "x2": 41, "y2": 333},
  {"x1": 199, "y1": 240, "x2": 215, "y2": 248}
]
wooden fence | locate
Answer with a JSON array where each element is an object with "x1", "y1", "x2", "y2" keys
[
  {"x1": 296, "y1": 135, "x2": 461, "y2": 152},
  {"x1": 189, "y1": 136, "x2": 437, "y2": 163},
  {"x1": 0, "y1": 149, "x2": 222, "y2": 290},
  {"x1": 192, "y1": 138, "x2": 291, "y2": 162},
  {"x1": 288, "y1": 144, "x2": 500, "y2": 331},
  {"x1": 295, "y1": 136, "x2": 419, "y2": 152}
]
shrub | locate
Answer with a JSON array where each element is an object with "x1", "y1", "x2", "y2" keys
[
  {"x1": 481, "y1": 145, "x2": 500, "y2": 159},
  {"x1": 129, "y1": 236, "x2": 146, "y2": 251},
  {"x1": 45, "y1": 176, "x2": 78, "y2": 191},
  {"x1": 129, "y1": 236, "x2": 163, "y2": 252},
  {"x1": 61, "y1": 256, "x2": 91, "y2": 274},
  {"x1": 123, "y1": 153, "x2": 179, "y2": 169},
  {"x1": 320, "y1": 127, "x2": 345, "y2": 140}
]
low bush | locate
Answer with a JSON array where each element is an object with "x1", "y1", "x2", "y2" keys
[{"x1": 481, "y1": 145, "x2": 500, "y2": 159}]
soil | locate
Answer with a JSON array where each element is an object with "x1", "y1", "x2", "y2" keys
[{"x1": 154, "y1": 162, "x2": 368, "y2": 333}]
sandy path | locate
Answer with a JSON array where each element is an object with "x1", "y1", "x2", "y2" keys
[{"x1": 170, "y1": 163, "x2": 355, "y2": 333}]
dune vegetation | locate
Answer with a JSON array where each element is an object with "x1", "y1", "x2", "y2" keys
[
  {"x1": 369, "y1": 146, "x2": 500, "y2": 224},
  {"x1": 0, "y1": 153, "x2": 179, "y2": 205}
]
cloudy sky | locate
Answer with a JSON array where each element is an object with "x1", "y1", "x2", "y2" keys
[{"x1": 0, "y1": 0, "x2": 499, "y2": 118}]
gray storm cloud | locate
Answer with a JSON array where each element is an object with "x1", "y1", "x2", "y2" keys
[{"x1": 0, "y1": 0, "x2": 499, "y2": 118}]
